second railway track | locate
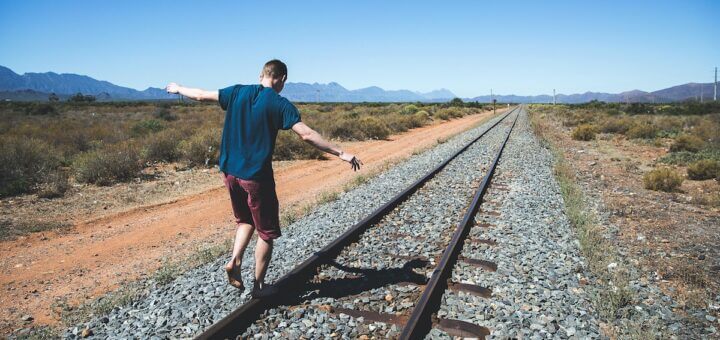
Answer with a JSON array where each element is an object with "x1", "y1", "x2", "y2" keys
[{"x1": 198, "y1": 106, "x2": 522, "y2": 339}]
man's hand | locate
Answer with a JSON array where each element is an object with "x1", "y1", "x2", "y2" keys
[
  {"x1": 165, "y1": 82, "x2": 181, "y2": 94},
  {"x1": 339, "y1": 152, "x2": 362, "y2": 171},
  {"x1": 164, "y1": 83, "x2": 218, "y2": 101}
]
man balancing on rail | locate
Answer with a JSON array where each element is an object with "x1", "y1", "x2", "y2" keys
[{"x1": 165, "y1": 59, "x2": 362, "y2": 298}]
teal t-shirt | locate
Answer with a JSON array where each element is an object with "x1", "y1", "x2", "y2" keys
[{"x1": 217, "y1": 84, "x2": 301, "y2": 180}]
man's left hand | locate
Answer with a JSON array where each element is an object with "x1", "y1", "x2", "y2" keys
[{"x1": 340, "y1": 152, "x2": 362, "y2": 171}]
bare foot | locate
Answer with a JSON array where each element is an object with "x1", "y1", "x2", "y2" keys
[{"x1": 224, "y1": 258, "x2": 244, "y2": 290}]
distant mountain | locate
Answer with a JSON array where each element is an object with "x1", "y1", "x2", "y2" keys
[
  {"x1": 280, "y1": 82, "x2": 456, "y2": 102},
  {"x1": 0, "y1": 65, "x2": 457, "y2": 102},
  {"x1": 0, "y1": 65, "x2": 174, "y2": 101},
  {"x1": 0, "y1": 65, "x2": 716, "y2": 103},
  {"x1": 467, "y1": 83, "x2": 717, "y2": 104}
]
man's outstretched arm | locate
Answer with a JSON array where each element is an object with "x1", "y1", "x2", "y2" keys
[
  {"x1": 291, "y1": 122, "x2": 362, "y2": 171},
  {"x1": 165, "y1": 83, "x2": 218, "y2": 101}
]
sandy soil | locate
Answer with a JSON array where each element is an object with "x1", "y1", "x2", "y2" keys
[{"x1": 0, "y1": 110, "x2": 503, "y2": 332}]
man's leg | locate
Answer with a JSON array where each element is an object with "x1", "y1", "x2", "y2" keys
[
  {"x1": 226, "y1": 223, "x2": 254, "y2": 271},
  {"x1": 222, "y1": 172, "x2": 254, "y2": 290},
  {"x1": 254, "y1": 237, "x2": 273, "y2": 284}
]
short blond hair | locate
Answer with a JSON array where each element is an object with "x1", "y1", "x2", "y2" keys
[{"x1": 262, "y1": 59, "x2": 287, "y2": 79}]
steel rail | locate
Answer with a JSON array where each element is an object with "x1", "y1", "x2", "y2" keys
[
  {"x1": 196, "y1": 106, "x2": 519, "y2": 340},
  {"x1": 399, "y1": 106, "x2": 521, "y2": 339}
]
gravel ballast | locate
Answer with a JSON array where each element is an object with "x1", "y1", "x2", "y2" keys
[
  {"x1": 240, "y1": 110, "x2": 517, "y2": 338},
  {"x1": 428, "y1": 107, "x2": 602, "y2": 339}
]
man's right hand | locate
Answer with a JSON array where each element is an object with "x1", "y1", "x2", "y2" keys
[{"x1": 339, "y1": 152, "x2": 362, "y2": 171}]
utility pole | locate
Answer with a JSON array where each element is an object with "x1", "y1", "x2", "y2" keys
[
  {"x1": 714, "y1": 66, "x2": 717, "y2": 101},
  {"x1": 553, "y1": 89, "x2": 556, "y2": 105},
  {"x1": 491, "y1": 88, "x2": 496, "y2": 115},
  {"x1": 701, "y1": 84, "x2": 704, "y2": 103}
]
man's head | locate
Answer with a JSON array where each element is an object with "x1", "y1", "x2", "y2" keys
[{"x1": 259, "y1": 59, "x2": 288, "y2": 93}]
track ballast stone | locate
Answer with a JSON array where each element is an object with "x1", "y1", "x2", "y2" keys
[
  {"x1": 429, "y1": 109, "x2": 601, "y2": 339},
  {"x1": 64, "y1": 113, "x2": 510, "y2": 339}
]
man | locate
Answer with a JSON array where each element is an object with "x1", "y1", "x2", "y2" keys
[{"x1": 165, "y1": 59, "x2": 361, "y2": 297}]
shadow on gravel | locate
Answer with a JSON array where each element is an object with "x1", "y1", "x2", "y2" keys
[{"x1": 287, "y1": 258, "x2": 429, "y2": 303}]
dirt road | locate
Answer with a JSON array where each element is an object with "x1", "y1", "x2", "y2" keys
[{"x1": 0, "y1": 110, "x2": 500, "y2": 330}]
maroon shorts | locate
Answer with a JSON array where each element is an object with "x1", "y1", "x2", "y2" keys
[{"x1": 222, "y1": 172, "x2": 281, "y2": 241}]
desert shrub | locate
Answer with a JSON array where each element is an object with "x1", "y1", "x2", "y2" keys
[
  {"x1": 643, "y1": 167, "x2": 683, "y2": 192},
  {"x1": 561, "y1": 112, "x2": 591, "y2": 127},
  {"x1": 25, "y1": 103, "x2": 58, "y2": 116},
  {"x1": 449, "y1": 98, "x2": 464, "y2": 107},
  {"x1": 36, "y1": 169, "x2": 70, "y2": 198},
  {"x1": 655, "y1": 116, "x2": 685, "y2": 137},
  {"x1": 357, "y1": 116, "x2": 390, "y2": 140},
  {"x1": 691, "y1": 117, "x2": 720, "y2": 146},
  {"x1": 180, "y1": 127, "x2": 222, "y2": 167},
  {"x1": 659, "y1": 149, "x2": 720, "y2": 166},
  {"x1": 670, "y1": 134, "x2": 704, "y2": 153},
  {"x1": 131, "y1": 119, "x2": 164, "y2": 137},
  {"x1": 434, "y1": 107, "x2": 463, "y2": 120},
  {"x1": 154, "y1": 105, "x2": 178, "y2": 121},
  {"x1": 606, "y1": 108, "x2": 621, "y2": 116},
  {"x1": 571, "y1": 124, "x2": 597, "y2": 141},
  {"x1": 402, "y1": 104, "x2": 420, "y2": 115},
  {"x1": 325, "y1": 119, "x2": 362, "y2": 140},
  {"x1": 383, "y1": 113, "x2": 428, "y2": 133},
  {"x1": 600, "y1": 117, "x2": 634, "y2": 134},
  {"x1": 626, "y1": 122, "x2": 658, "y2": 139},
  {"x1": 142, "y1": 129, "x2": 182, "y2": 163},
  {"x1": 273, "y1": 131, "x2": 324, "y2": 161},
  {"x1": 687, "y1": 160, "x2": 720, "y2": 180},
  {"x1": 415, "y1": 110, "x2": 431, "y2": 121},
  {"x1": 0, "y1": 136, "x2": 61, "y2": 197},
  {"x1": 73, "y1": 141, "x2": 143, "y2": 185}
]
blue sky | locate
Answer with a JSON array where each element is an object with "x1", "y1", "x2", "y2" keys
[{"x1": 1, "y1": 0, "x2": 718, "y2": 97}]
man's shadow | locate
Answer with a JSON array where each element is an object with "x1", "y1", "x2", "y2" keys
[{"x1": 282, "y1": 258, "x2": 430, "y2": 305}]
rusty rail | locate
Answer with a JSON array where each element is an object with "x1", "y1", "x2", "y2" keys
[{"x1": 399, "y1": 106, "x2": 520, "y2": 339}]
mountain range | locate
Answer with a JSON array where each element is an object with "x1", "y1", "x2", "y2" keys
[{"x1": 0, "y1": 65, "x2": 715, "y2": 103}]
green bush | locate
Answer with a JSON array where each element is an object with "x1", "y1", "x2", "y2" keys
[
  {"x1": 670, "y1": 134, "x2": 704, "y2": 153},
  {"x1": 627, "y1": 123, "x2": 658, "y2": 139},
  {"x1": 687, "y1": 160, "x2": 720, "y2": 180},
  {"x1": 73, "y1": 141, "x2": 143, "y2": 185},
  {"x1": 659, "y1": 149, "x2": 720, "y2": 166},
  {"x1": 643, "y1": 167, "x2": 683, "y2": 192},
  {"x1": 142, "y1": 129, "x2": 182, "y2": 163},
  {"x1": 571, "y1": 124, "x2": 597, "y2": 141},
  {"x1": 180, "y1": 127, "x2": 222, "y2": 167},
  {"x1": 401, "y1": 104, "x2": 420, "y2": 115},
  {"x1": 273, "y1": 131, "x2": 325, "y2": 161},
  {"x1": 131, "y1": 119, "x2": 164, "y2": 137},
  {"x1": 0, "y1": 136, "x2": 61, "y2": 197}
]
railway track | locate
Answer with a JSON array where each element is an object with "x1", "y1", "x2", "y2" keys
[{"x1": 197, "y1": 106, "x2": 523, "y2": 340}]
